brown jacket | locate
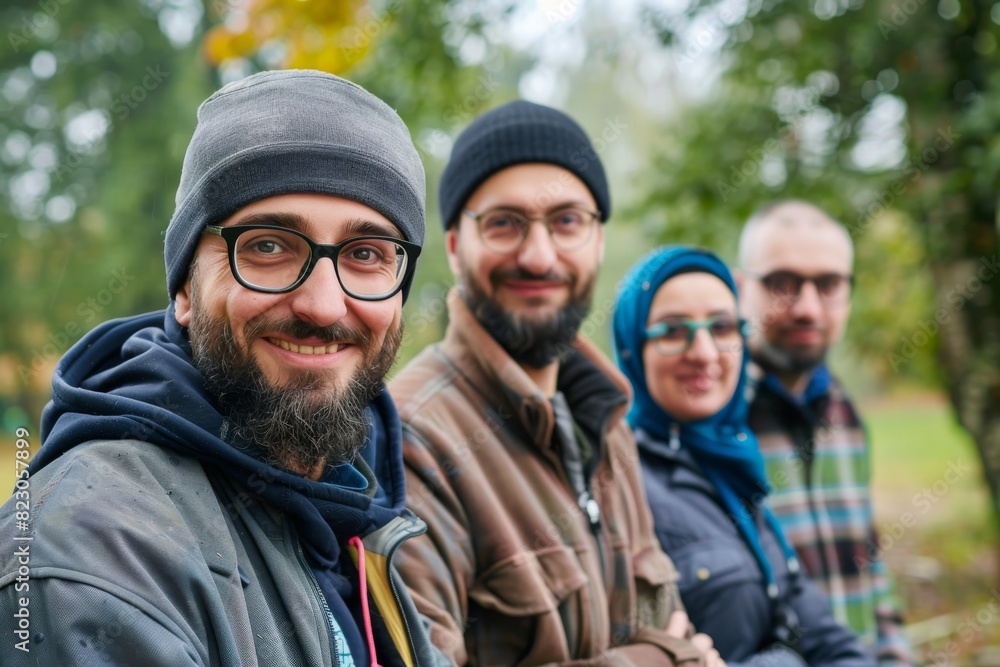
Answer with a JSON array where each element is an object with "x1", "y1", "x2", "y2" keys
[{"x1": 390, "y1": 290, "x2": 704, "y2": 666}]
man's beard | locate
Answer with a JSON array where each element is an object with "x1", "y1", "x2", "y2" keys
[
  {"x1": 460, "y1": 263, "x2": 594, "y2": 369},
  {"x1": 187, "y1": 300, "x2": 402, "y2": 475},
  {"x1": 753, "y1": 326, "x2": 828, "y2": 376}
]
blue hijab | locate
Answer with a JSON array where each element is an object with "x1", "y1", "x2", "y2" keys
[{"x1": 612, "y1": 245, "x2": 797, "y2": 598}]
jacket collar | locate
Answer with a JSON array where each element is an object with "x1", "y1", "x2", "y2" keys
[
  {"x1": 441, "y1": 287, "x2": 630, "y2": 453},
  {"x1": 634, "y1": 427, "x2": 717, "y2": 497}
]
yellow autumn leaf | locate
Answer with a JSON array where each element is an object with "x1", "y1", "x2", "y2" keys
[
  {"x1": 203, "y1": 0, "x2": 383, "y2": 73},
  {"x1": 203, "y1": 25, "x2": 260, "y2": 64}
]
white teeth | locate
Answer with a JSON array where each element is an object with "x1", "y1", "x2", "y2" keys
[{"x1": 269, "y1": 338, "x2": 346, "y2": 355}]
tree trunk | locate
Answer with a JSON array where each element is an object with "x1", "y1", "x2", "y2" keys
[{"x1": 925, "y1": 1, "x2": 1000, "y2": 573}]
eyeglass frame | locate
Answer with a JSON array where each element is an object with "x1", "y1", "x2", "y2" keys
[
  {"x1": 743, "y1": 270, "x2": 854, "y2": 304},
  {"x1": 202, "y1": 224, "x2": 422, "y2": 301},
  {"x1": 461, "y1": 205, "x2": 602, "y2": 253},
  {"x1": 643, "y1": 316, "x2": 752, "y2": 356}
]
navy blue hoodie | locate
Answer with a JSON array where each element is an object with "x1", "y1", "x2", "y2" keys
[{"x1": 37, "y1": 306, "x2": 408, "y2": 664}]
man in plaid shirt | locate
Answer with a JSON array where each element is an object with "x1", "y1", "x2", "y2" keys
[{"x1": 736, "y1": 200, "x2": 915, "y2": 664}]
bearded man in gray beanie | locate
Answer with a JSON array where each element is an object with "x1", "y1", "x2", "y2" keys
[
  {"x1": 0, "y1": 70, "x2": 447, "y2": 666},
  {"x1": 390, "y1": 100, "x2": 722, "y2": 666}
]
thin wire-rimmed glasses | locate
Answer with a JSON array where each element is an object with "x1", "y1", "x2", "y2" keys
[
  {"x1": 203, "y1": 224, "x2": 421, "y2": 301},
  {"x1": 644, "y1": 316, "x2": 751, "y2": 356},
  {"x1": 462, "y1": 205, "x2": 601, "y2": 253}
]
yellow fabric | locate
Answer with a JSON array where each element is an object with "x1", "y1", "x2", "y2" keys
[{"x1": 349, "y1": 544, "x2": 414, "y2": 667}]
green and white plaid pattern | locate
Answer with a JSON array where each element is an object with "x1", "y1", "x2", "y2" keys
[{"x1": 748, "y1": 366, "x2": 914, "y2": 664}]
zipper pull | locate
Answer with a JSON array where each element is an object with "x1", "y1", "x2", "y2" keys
[
  {"x1": 669, "y1": 423, "x2": 681, "y2": 450},
  {"x1": 579, "y1": 492, "x2": 601, "y2": 530}
]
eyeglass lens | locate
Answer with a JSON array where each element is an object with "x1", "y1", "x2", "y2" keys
[
  {"x1": 233, "y1": 227, "x2": 407, "y2": 296},
  {"x1": 651, "y1": 318, "x2": 744, "y2": 355},
  {"x1": 477, "y1": 208, "x2": 595, "y2": 251},
  {"x1": 762, "y1": 271, "x2": 850, "y2": 301}
]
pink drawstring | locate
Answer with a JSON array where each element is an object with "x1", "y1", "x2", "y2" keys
[{"x1": 348, "y1": 536, "x2": 382, "y2": 667}]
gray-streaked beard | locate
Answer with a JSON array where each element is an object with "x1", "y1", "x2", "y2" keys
[{"x1": 187, "y1": 301, "x2": 402, "y2": 475}]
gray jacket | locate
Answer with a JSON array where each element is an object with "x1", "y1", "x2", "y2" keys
[{"x1": 0, "y1": 439, "x2": 446, "y2": 666}]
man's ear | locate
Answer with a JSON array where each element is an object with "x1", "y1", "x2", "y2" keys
[
  {"x1": 445, "y1": 226, "x2": 461, "y2": 278},
  {"x1": 174, "y1": 278, "x2": 193, "y2": 327}
]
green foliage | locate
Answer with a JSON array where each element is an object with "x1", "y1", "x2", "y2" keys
[
  {"x1": 0, "y1": 0, "x2": 216, "y2": 420},
  {"x1": 634, "y1": 0, "x2": 1000, "y2": 387}
]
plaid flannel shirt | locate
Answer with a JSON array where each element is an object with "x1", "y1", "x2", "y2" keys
[{"x1": 747, "y1": 364, "x2": 915, "y2": 665}]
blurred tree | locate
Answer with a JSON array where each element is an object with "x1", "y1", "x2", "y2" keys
[
  {"x1": 0, "y1": 0, "x2": 523, "y2": 426},
  {"x1": 0, "y1": 0, "x2": 216, "y2": 424},
  {"x1": 636, "y1": 0, "x2": 1000, "y2": 550}
]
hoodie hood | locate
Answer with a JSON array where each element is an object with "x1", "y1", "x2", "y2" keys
[{"x1": 38, "y1": 306, "x2": 406, "y2": 566}]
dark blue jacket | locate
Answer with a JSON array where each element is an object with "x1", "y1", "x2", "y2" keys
[{"x1": 635, "y1": 428, "x2": 875, "y2": 667}]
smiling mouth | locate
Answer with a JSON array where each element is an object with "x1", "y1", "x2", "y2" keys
[{"x1": 266, "y1": 338, "x2": 349, "y2": 355}]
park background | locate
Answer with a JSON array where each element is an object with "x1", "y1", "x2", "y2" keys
[{"x1": 1, "y1": 0, "x2": 998, "y2": 661}]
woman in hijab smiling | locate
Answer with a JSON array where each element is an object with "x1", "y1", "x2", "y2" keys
[{"x1": 613, "y1": 246, "x2": 873, "y2": 665}]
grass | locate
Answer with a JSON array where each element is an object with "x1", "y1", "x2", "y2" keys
[{"x1": 866, "y1": 394, "x2": 999, "y2": 661}]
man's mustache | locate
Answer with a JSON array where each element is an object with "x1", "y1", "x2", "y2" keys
[
  {"x1": 243, "y1": 316, "x2": 371, "y2": 347},
  {"x1": 778, "y1": 323, "x2": 826, "y2": 336},
  {"x1": 490, "y1": 267, "x2": 571, "y2": 284}
]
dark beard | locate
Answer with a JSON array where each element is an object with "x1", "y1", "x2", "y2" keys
[
  {"x1": 753, "y1": 337, "x2": 827, "y2": 376},
  {"x1": 187, "y1": 301, "x2": 402, "y2": 475},
  {"x1": 460, "y1": 265, "x2": 594, "y2": 369}
]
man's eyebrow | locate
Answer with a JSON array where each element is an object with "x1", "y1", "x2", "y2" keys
[
  {"x1": 225, "y1": 213, "x2": 403, "y2": 240},
  {"x1": 482, "y1": 200, "x2": 591, "y2": 215},
  {"x1": 342, "y1": 218, "x2": 403, "y2": 239},
  {"x1": 229, "y1": 212, "x2": 308, "y2": 231}
]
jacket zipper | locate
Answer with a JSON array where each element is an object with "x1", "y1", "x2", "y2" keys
[
  {"x1": 380, "y1": 516, "x2": 425, "y2": 666},
  {"x1": 570, "y1": 422, "x2": 608, "y2": 655},
  {"x1": 566, "y1": 418, "x2": 606, "y2": 582},
  {"x1": 294, "y1": 538, "x2": 341, "y2": 667},
  {"x1": 669, "y1": 423, "x2": 681, "y2": 450},
  {"x1": 579, "y1": 488, "x2": 605, "y2": 578}
]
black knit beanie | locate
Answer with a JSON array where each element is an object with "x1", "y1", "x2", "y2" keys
[
  {"x1": 438, "y1": 100, "x2": 611, "y2": 230},
  {"x1": 165, "y1": 69, "x2": 426, "y2": 302}
]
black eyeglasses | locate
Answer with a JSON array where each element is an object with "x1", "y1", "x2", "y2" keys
[
  {"x1": 745, "y1": 270, "x2": 853, "y2": 305},
  {"x1": 644, "y1": 316, "x2": 750, "y2": 356},
  {"x1": 203, "y1": 224, "x2": 421, "y2": 300},
  {"x1": 462, "y1": 205, "x2": 601, "y2": 253}
]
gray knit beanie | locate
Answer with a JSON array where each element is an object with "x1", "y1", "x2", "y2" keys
[{"x1": 165, "y1": 69, "x2": 425, "y2": 301}]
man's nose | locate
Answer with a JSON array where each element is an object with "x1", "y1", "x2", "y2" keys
[
  {"x1": 515, "y1": 221, "x2": 558, "y2": 275},
  {"x1": 791, "y1": 280, "x2": 824, "y2": 320},
  {"x1": 287, "y1": 257, "x2": 349, "y2": 327}
]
